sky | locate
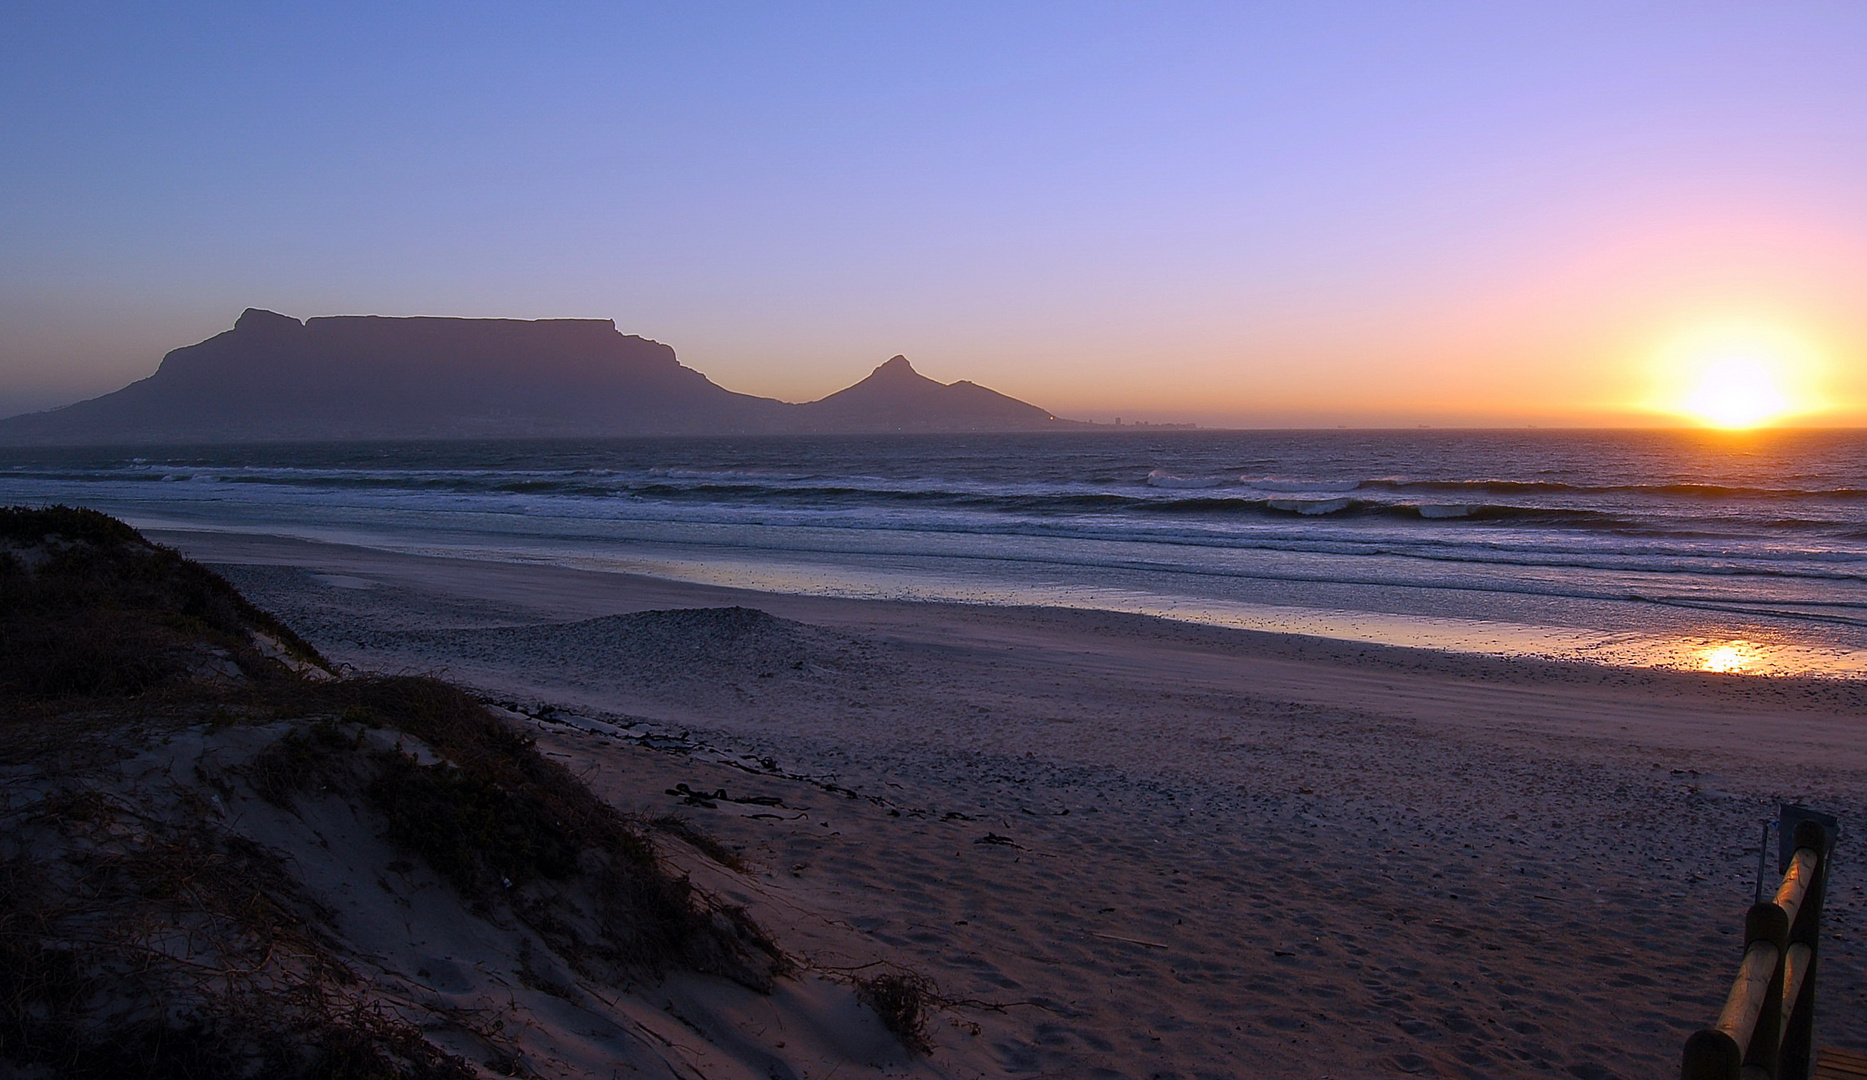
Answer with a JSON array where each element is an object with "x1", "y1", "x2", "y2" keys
[{"x1": 3, "y1": 1, "x2": 1866, "y2": 427}]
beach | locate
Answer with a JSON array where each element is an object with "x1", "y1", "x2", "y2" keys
[
  {"x1": 15, "y1": 4, "x2": 1867, "y2": 1075},
  {"x1": 156, "y1": 527, "x2": 1867, "y2": 1079}
]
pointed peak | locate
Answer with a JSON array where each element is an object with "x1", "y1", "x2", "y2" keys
[
  {"x1": 235, "y1": 308, "x2": 302, "y2": 333},
  {"x1": 861, "y1": 355, "x2": 942, "y2": 387}
]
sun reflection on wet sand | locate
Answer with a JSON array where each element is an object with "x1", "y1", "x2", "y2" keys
[{"x1": 1697, "y1": 642, "x2": 1758, "y2": 674}]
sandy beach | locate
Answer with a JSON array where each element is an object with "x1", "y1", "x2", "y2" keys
[{"x1": 159, "y1": 527, "x2": 1867, "y2": 1079}]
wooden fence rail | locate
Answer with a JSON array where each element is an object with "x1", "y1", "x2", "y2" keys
[{"x1": 1683, "y1": 808, "x2": 1838, "y2": 1080}]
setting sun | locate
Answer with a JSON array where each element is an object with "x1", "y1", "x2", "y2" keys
[
  {"x1": 1679, "y1": 356, "x2": 1789, "y2": 428},
  {"x1": 1649, "y1": 322, "x2": 1828, "y2": 429}
]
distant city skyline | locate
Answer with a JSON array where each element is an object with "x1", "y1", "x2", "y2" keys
[{"x1": 4, "y1": 3, "x2": 1865, "y2": 428}]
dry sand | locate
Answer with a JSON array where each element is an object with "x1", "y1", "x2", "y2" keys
[{"x1": 161, "y1": 528, "x2": 1867, "y2": 1079}]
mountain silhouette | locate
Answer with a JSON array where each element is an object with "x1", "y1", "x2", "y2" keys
[
  {"x1": 794, "y1": 355, "x2": 1062, "y2": 432},
  {"x1": 0, "y1": 310, "x2": 1080, "y2": 443}
]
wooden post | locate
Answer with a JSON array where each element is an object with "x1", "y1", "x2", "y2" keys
[
  {"x1": 1778, "y1": 818, "x2": 1834, "y2": 1080},
  {"x1": 1682, "y1": 806, "x2": 1836, "y2": 1080},
  {"x1": 1682, "y1": 1029, "x2": 1743, "y2": 1080},
  {"x1": 1744, "y1": 900, "x2": 1791, "y2": 1076}
]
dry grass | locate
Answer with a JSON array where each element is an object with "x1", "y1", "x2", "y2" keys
[
  {"x1": 0, "y1": 799, "x2": 479, "y2": 1080},
  {"x1": 0, "y1": 505, "x2": 328, "y2": 697},
  {"x1": 853, "y1": 970, "x2": 939, "y2": 1055},
  {"x1": 247, "y1": 676, "x2": 787, "y2": 988},
  {"x1": 0, "y1": 504, "x2": 335, "y2": 769}
]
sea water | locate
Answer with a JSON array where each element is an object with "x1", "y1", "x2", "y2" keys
[{"x1": 3, "y1": 429, "x2": 1865, "y2": 677}]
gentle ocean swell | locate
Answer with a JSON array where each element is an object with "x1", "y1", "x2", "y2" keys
[
  {"x1": 22, "y1": 462, "x2": 1821, "y2": 538},
  {"x1": 5, "y1": 429, "x2": 1866, "y2": 671}
]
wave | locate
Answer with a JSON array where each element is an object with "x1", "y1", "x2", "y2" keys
[
  {"x1": 1146, "y1": 469, "x2": 1226, "y2": 489},
  {"x1": 13, "y1": 447, "x2": 1867, "y2": 564},
  {"x1": 19, "y1": 456, "x2": 1867, "y2": 501},
  {"x1": 1631, "y1": 594, "x2": 1867, "y2": 629},
  {"x1": 1267, "y1": 497, "x2": 1354, "y2": 515},
  {"x1": 1241, "y1": 476, "x2": 1363, "y2": 493},
  {"x1": 1119, "y1": 495, "x2": 1661, "y2": 530},
  {"x1": 1164, "y1": 472, "x2": 1867, "y2": 503},
  {"x1": 3, "y1": 464, "x2": 1770, "y2": 537},
  {"x1": 12, "y1": 482, "x2": 1867, "y2": 616},
  {"x1": 3, "y1": 437, "x2": 1862, "y2": 664},
  {"x1": 614, "y1": 483, "x2": 1666, "y2": 532},
  {"x1": 1362, "y1": 478, "x2": 1867, "y2": 501}
]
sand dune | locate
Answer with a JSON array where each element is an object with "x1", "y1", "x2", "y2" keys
[{"x1": 2, "y1": 513, "x2": 996, "y2": 1080}]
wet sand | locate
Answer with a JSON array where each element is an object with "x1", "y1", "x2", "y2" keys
[{"x1": 160, "y1": 528, "x2": 1867, "y2": 1079}]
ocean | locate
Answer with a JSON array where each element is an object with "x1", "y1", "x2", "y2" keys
[{"x1": 4, "y1": 428, "x2": 1866, "y2": 677}]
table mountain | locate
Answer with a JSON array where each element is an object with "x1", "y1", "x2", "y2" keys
[{"x1": 0, "y1": 310, "x2": 1080, "y2": 443}]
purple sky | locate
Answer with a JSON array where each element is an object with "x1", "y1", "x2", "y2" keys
[{"x1": 4, "y1": 2, "x2": 1865, "y2": 425}]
